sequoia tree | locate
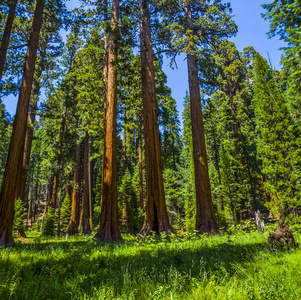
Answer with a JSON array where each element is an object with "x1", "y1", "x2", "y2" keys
[
  {"x1": 0, "y1": 0, "x2": 45, "y2": 247},
  {"x1": 183, "y1": 1, "x2": 218, "y2": 232},
  {"x1": 94, "y1": 0, "x2": 123, "y2": 241},
  {"x1": 139, "y1": 0, "x2": 173, "y2": 235}
]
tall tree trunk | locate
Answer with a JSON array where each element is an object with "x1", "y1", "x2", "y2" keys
[
  {"x1": 88, "y1": 135, "x2": 93, "y2": 231},
  {"x1": 94, "y1": 0, "x2": 122, "y2": 242},
  {"x1": 16, "y1": 43, "x2": 47, "y2": 203},
  {"x1": 80, "y1": 132, "x2": 91, "y2": 235},
  {"x1": 0, "y1": 0, "x2": 18, "y2": 82},
  {"x1": 138, "y1": 123, "x2": 144, "y2": 210},
  {"x1": 184, "y1": 2, "x2": 218, "y2": 233},
  {"x1": 121, "y1": 106, "x2": 127, "y2": 226},
  {"x1": 68, "y1": 141, "x2": 82, "y2": 232},
  {"x1": 139, "y1": 0, "x2": 173, "y2": 235},
  {"x1": 122, "y1": 105, "x2": 127, "y2": 170},
  {"x1": 0, "y1": 0, "x2": 44, "y2": 247}
]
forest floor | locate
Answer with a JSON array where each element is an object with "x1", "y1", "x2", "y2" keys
[{"x1": 1, "y1": 224, "x2": 301, "y2": 299}]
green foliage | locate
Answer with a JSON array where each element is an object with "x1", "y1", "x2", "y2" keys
[
  {"x1": 13, "y1": 198, "x2": 25, "y2": 235},
  {"x1": 182, "y1": 93, "x2": 196, "y2": 232},
  {"x1": 163, "y1": 168, "x2": 185, "y2": 229},
  {"x1": 119, "y1": 169, "x2": 143, "y2": 234},
  {"x1": 202, "y1": 42, "x2": 264, "y2": 226},
  {"x1": 41, "y1": 208, "x2": 55, "y2": 237},
  {"x1": 0, "y1": 101, "x2": 11, "y2": 181},
  {"x1": 60, "y1": 193, "x2": 71, "y2": 232},
  {"x1": 31, "y1": 218, "x2": 41, "y2": 233},
  {"x1": 253, "y1": 53, "x2": 299, "y2": 217}
]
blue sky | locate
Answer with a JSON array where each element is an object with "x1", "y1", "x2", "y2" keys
[{"x1": 3, "y1": 0, "x2": 286, "y2": 119}]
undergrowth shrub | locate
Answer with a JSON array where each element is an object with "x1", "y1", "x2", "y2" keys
[{"x1": 41, "y1": 207, "x2": 55, "y2": 236}]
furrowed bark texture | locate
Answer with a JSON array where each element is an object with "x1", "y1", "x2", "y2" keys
[
  {"x1": 184, "y1": 2, "x2": 218, "y2": 233},
  {"x1": 139, "y1": 0, "x2": 173, "y2": 235},
  {"x1": 17, "y1": 43, "x2": 47, "y2": 203},
  {"x1": 0, "y1": 0, "x2": 44, "y2": 247},
  {"x1": 0, "y1": 0, "x2": 18, "y2": 82},
  {"x1": 94, "y1": 0, "x2": 123, "y2": 242}
]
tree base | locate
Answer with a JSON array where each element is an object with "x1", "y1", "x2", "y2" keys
[
  {"x1": 67, "y1": 222, "x2": 78, "y2": 234},
  {"x1": 139, "y1": 222, "x2": 175, "y2": 236},
  {"x1": 0, "y1": 230, "x2": 15, "y2": 247},
  {"x1": 94, "y1": 228, "x2": 124, "y2": 242},
  {"x1": 82, "y1": 219, "x2": 91, "y2": 235},
  {"x1": 196, "y1": 221, "x2": 219, "y2": 234}
]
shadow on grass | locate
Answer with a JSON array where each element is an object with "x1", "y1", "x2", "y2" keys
[{"x1": 0, "y1": 238, "x2": 269, "y2": 299}]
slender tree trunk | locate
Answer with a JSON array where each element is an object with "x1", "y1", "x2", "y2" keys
[
  {"x1": 68, "y1": 141, "x2": 82, "y2": 232},
  {"x1": 88, "y1": 136, "x2": 93, "y2": 231},
  {"x1": 121, "y1": 106, "x2": 127, "y2": 225},
  {"x1": 138, "y1": 124, "x2": 144, "y2": 210},
  {"x1": 139, "y1": 0, "x2": 173, "y2": 235},
  {"x1": 122, "y1": 106, "x2": 127, "y2": 170},
  {"x1": 80, "y1": 132, "x2": 91, "y2": 235},
  {"x1": 0, "y1": 0, "x2": 18, "y2": 82},
  {"x1": 184, "y1": 2, "x2": 218, "y2": 233},
  {"x1": 0, "y1": 0, "x2": 44, "y2": 247},
  {"x1": 94, "y1": 0, "x2": 123, "y2": 242}
]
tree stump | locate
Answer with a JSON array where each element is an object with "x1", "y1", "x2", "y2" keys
[{"x1": 268, "y1": 221, "x2": 297, "y2": 249}]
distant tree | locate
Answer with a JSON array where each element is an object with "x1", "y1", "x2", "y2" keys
[
  {"x1": 41, "y1": 207, "x2": 55, "y2": 236},
  {"x1": 181, "y1": 92, "x2": 196, "y2": 232},
  {"x1": 61, "y1": 193, "x2": 71, "y2": 232},
  {"x1": 119, "y1": 169, "x2": 143, "y2": 234},
  {"x1": 262, "y1": 0, "x2": 301, "y2": 166},
  {"x1": 0, "y1": 101, "x2": 11, "y2": 181},
  {"x1": 253, "y1": 53, "x2": 299, "y2": 217}
]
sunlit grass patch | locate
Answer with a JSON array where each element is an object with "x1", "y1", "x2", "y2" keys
[{"x1": 0, "y1": 231, "x2": 300, "y2": 299}]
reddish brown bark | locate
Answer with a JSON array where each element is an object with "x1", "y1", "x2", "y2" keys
[
  {"x1": 16, "y1": 102, "x2": 37, "y2": 203},
  {"x1": 184, "y1": 3, "x2": 218, "y2": 233},
  {"x1": 68, "y1": 141, "x2": 82, "y2": 232},
  {"x1": 0, "y1": 0, "x2": 18, "y2": 82},
  {"x1": 138, "y1": 124, "x2": 144, "y2": 210},
  {"x1": 0, "y1": 0, "x2": 44, "y2": 247},
  {"x1": 17, "y1": 43, "x2": 47, "y2": 203},
  {"x1": 139, "y1": 0, "x2": 173, "y2": 235},
  {"x1": 122, "y1": 106, "x2": 127, "y2": 170},
  {"x1": 80, "y1": 132, "x2": 92, "y2": 235},
  {"x1": 94, "y1": 0, "x2": 123, "y2": 242},
  {"x1": 88, "y1": 136, "x2": 93, "y2": 231}
]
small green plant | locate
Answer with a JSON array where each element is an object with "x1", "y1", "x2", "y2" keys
[
  {"x1": 13, "y1": 198, "x2": 26, "y2": 237},
  {"x1": 60, "y1": 193, "x2": 71, "y2": 232},
  {"x1": 31, "y1": 217, "x2": 41, "y2": 232},
  {"x1": 41, "y1": 207, "x2": 55, "y2": 236}
]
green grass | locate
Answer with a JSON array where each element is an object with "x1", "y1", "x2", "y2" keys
[{"x1": 0, "y1": 228, "x2": 301, "y2": 299}]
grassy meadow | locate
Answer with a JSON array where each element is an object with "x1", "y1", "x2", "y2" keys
[{"x1": 1, "y1": 224, "x2": 301, "y2": 299}]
